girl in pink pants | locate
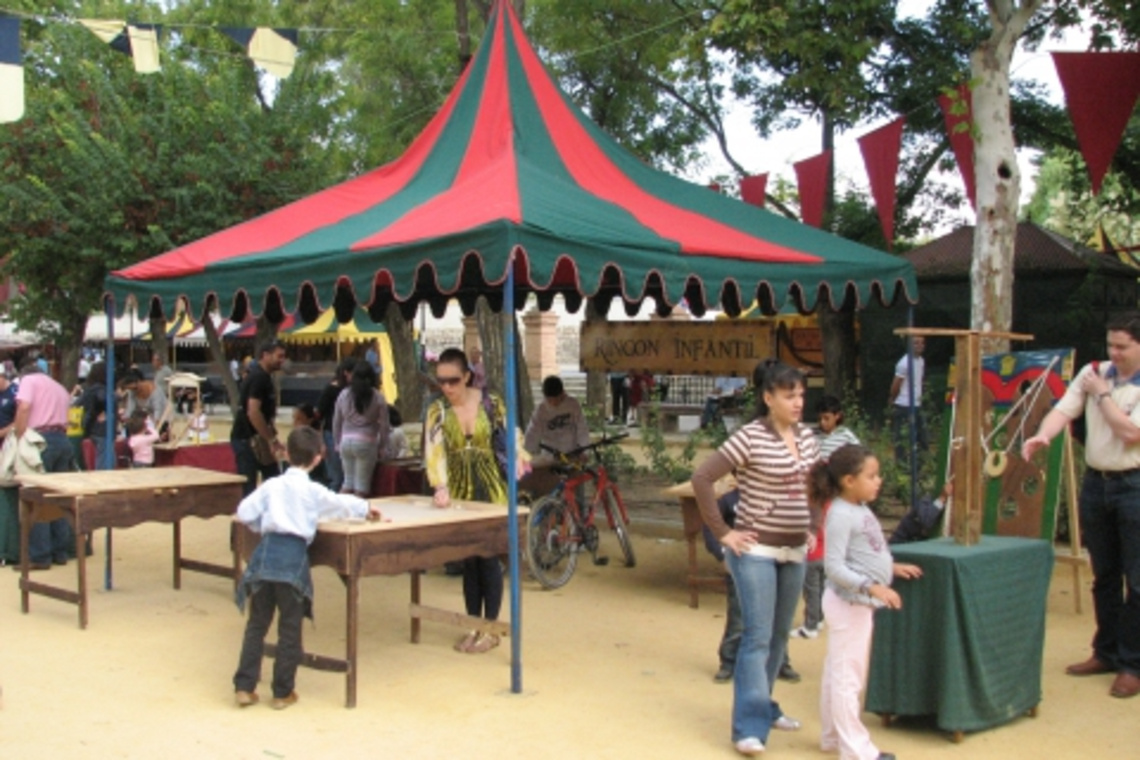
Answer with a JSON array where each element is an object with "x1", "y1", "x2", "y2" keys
[{"x1": 807, "y1": 444, "x2": 922, "y2": 760}]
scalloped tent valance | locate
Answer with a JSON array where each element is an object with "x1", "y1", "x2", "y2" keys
[{"x1": 105, "y1": 2, "x2": 917, "y2": 324}]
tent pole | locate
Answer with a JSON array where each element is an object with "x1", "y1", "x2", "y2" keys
[
  {"x1": 103, "y1": 296, "x2": 117, "y2": 591},
  {"x1": 906, "y1": 304, "x2": 918, "y2": 512},
  {"x1": 504, "y1": 252, "x2": 522, "y2": 694}
]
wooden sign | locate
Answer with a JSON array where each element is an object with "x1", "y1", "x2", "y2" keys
[{"x1": 579, "y1": 321, "x2": 772, "y2": 375}]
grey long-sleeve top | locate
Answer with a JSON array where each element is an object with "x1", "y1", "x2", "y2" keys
[{"x1": 824, "y1": 497, "x2": 893, "y2": 607}]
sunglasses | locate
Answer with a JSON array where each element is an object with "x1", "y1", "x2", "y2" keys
[{"x1": 436, "y1": 375, "x2": 465, "y2": 387}]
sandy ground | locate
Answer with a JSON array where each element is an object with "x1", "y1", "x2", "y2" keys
[{"x1": 0, "y1": 508, "x2": 1133, "y2": 760}]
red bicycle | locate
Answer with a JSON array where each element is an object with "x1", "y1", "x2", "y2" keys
[{"x1": 526, "y1": 434, "x2": 636, "y2": 589}]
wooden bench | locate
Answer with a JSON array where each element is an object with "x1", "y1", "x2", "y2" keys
[
  {"x1": 644, "y1": 403, "x2": 704, "y2": 432},
  {"x1": 643, "y1": 397, "x2": 745, "y2": 432}
]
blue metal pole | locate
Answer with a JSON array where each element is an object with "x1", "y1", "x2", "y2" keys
[
  {"x1": 503, "y1": 254, "x2": 522, "y2": 694},
  {"x1": 906, "y1": 305, "x2": 919, "y2": 512},
  {"x1": 104, "y1": 297, "x2": 116, "y2": 590}
]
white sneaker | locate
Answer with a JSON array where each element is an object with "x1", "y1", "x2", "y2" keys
[
  {"x1": 734, "y1": 737, "x2": 766, "y2": 755},
  {"x1": 773, "y1": 715, "x2": 802, "y2": 731},
  {"x1": 792, "y1": 625, "x2": 819, "y2": 639}
]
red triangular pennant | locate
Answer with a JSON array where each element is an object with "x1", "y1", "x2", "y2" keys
[
  {"x1": 857, "y1": 117, "x2": 906, "y2": 250},
  {"x1": 793, "y1": 151, "x2": 831, "y2": 228},
  {"x1": 740, "y1": 174, "x2": 768, "y2": 207},
  {"x1": 938, "y1": 84, "x2": 976, "y2": 209},
  {"x1": 1052, "y1": 52, "x2": 1140, "y2": 195}
]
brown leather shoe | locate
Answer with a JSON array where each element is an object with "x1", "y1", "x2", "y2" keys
[
  {"x1": 1110, "y1": 672, "x2": 1140, "y2": 698},
  {"x1": 234, "y1": 690, "x2": 259, "y2": 708},
  {"x1": 1065, "y1": 656, "x2": 1115, "y2": 676}
]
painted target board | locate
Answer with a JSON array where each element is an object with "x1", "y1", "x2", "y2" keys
[{"x1": 939, "y1": 348, "x2": 1075, "y2": 540}]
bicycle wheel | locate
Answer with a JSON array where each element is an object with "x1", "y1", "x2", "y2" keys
[
  {"x1": 604, "y1": 487, "x2": 636, "y2": 568},
  {"x1": 526, "y1": 495, "x2": 580, "y2": 589}
]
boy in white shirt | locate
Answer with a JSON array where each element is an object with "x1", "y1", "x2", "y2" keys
[{"x1": 232, "y1": 426, "x2": 380, "y2": 710}]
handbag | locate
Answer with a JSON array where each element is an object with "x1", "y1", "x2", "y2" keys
[{"x1": 249, "y1": 434, "x2": 278, "y2": 466}]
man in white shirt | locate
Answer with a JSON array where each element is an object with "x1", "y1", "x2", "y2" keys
[
  {"x1": 888, "y1": 336, "x2": 926, "y2": 463},
  {"x1": 1022, "y1": 313, "x2": 1140, "y2": 699}
]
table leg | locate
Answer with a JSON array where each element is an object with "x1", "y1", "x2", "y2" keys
[
  {"x1": 77, "y1": 522, "x2": 89, "y2": 630},
  {"x1": 18, "y1": 498, "x2": 30, "y2": 613},
  {"x1": 346, "y1": 572, "x2": 359, "y2": 709},
  {"x1": 172, "y1": 520, "x2": 181, "y2": 589},
  {"x1": 686, "y1": 535, "x2": 699, "y2": 609},
  {"x1": 410, "y1": 570, "x2": 422, "y2": 643},
  {"x1": 104, "y1": 528, "x2": 113, "y2": 591}
]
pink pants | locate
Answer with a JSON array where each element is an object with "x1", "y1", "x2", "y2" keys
[{"x1": 819, "y1": 588, "x2": 880, "y2": 760}]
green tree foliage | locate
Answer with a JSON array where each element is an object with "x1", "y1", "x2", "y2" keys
[
  {"x1": 526, "y1": 0, "x2": 719, "y2": 173},
  {"x1": 1025, "y1": 141, "x2": 1140, "y2": 251},
  {"x1": 0, "y1": 8, "x2": 333, "y2": 384}
]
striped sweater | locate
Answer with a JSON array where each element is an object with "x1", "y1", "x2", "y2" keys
[{"x1": 719, "y1": 419, "x2": 821, "y2": 539}]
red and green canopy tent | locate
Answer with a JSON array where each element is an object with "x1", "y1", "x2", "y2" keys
[
  {"x1": 102, "y1": 0, "x2": 917, "y2": 694},
  {"x1": 105, "y1": 2, "x2": 915, "y2": 323}
]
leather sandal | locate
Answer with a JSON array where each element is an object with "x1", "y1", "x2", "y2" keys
[
  {"x1": 454, "y1": 630, "x2": 478, "y2": 653},
  {"x1": 467, "y1": 632, "x2": 500, "y2": 654}
]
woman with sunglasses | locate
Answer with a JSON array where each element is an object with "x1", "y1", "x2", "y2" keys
[{"x1": 423, "y1": 347, "x2": 529, "y2": 654}]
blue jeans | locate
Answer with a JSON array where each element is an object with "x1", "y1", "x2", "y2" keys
[
  {"x1": 339, "y1": 437, "x2": 378, "y2": 496},
  {"x1": 322, "y1": 430, "x2": 344, "y2": 492},
  {"x1": 29, "y1": 431, "x2": 77, "y2": 564},
  {"x1": 1080, "y1": 470, "x2": 1140, "y2": 675},
  {"x1": 724, "y1": 550, "x2": 805, "y2": 742}
]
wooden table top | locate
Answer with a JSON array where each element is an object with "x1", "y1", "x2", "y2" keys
[
  {"x1": 316, "y1": 495, "x2": 528, "y2": 535},
  {"x1": 16, "y1": 466, "x2": 247, "y2": 496}
]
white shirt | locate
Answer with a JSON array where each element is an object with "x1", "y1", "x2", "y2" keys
[
  {"x1": 236, "y1": 467, "x2": 370, "y2": 542},
  {"x1": 1054, "y1": 362, "x2": 1140, "y2": 471},
  {"x1": 893, "y1": 354, "x2": 924, "y2": 407}
]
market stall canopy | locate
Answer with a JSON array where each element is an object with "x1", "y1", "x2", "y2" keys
[
  {"x1": 278, "y1": 307, "x2": 398, "y2": 402},
  {"x1": 84, "y1": 310, "x2": 149, "y2": 342},
  {"x1": 137, "y1": 311, "x2": 195, "y2": 342},
  {"x1": 174, "y1": 312, "x2": 245, "y2": 347},
  {"x1": 104, "y1": 2, "x2": 916, "y2": 323}
]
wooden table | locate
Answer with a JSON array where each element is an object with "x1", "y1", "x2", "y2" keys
[
  {"x1": 662, "y1": 478, "x2": 736, "y2": 608},
  {"x1": 16, "y1": 466, "x2": 247, "y2": 629},
  {"x1": 153, "y1": 441, "x2": 237, "y2": 473},
  {"x1": 237, "y1": 495, "x2": 528, "y2": 708}
]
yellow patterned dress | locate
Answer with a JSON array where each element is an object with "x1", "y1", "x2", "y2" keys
[{"x1": 424, "y1": 393, "x2": 524, "y2": 505}]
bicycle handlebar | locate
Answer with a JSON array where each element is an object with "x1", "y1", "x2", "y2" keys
[{"x1": 539, "y1": 432, "x2": 629, "y2": 460}]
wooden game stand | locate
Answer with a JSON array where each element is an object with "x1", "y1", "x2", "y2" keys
[{"x1": 884, "y1": 328, "x2": 1063, "y2": 743}]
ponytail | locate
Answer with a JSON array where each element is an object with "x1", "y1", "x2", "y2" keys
[{"x1": 807, "y1": 443, "x2": 874, "y2": 507}]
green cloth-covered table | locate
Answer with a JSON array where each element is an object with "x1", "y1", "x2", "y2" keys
[{"x1": 865, "y1": 536, "x2": 1054, "y2": 735}]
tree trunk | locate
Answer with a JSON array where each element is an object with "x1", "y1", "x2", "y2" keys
[
  {"x1": 817, "y1": 107, "x2": 857, "y2": 395},
  {"x1": 454, "y1": 0, "x2": 472, "y2": 73},
  {"x1": 202, "y1": 313, "x2": 239, "y2": 415},
  {"x1": 970, "y1": 0, "x2": 1043, "y2": 355},
  {"x1": 149, "y1": 316, "x2": 168, "y2": 370},
  {"x1": 57, "y1": 311, "x2": 86, "y2": 390},
  {"x1": 475, "y1": 296, "x2": 533, "y2": 422},
  {"x1": 584, "y1": 300, "x2": 607, "y2": 418},
  {"x1": 384, "y1": 302, "x2": 422, "y2": 424}
]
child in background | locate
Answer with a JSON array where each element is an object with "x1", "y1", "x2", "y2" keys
[
  {"x1": 185, "y1": 392, "x2": 210, "y2": 443},
  {"x1": 126, "y1": 412, "x2": 159, "y2": 467},
  {"x1": 808, "y1": 444, "x2": 922, "y2": 760},
  {"x1": 291, "y1": 403, "x2": 326, "y2": 485},
  {"x1": 232, "y1": 426, "x2": 380, "y2": 710},
  {"x1": 292, "y1": 402, "x2": 320, "y2": 430},
  {"x1": 794, "y1": 395, "x2": 863, "y2": 639},
  {"x1": 384, "y1": 406, "x2": 411, "y2": 460},
  {"x1": 815, "y1": 394, "x2": 860, "y2": 459}
]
